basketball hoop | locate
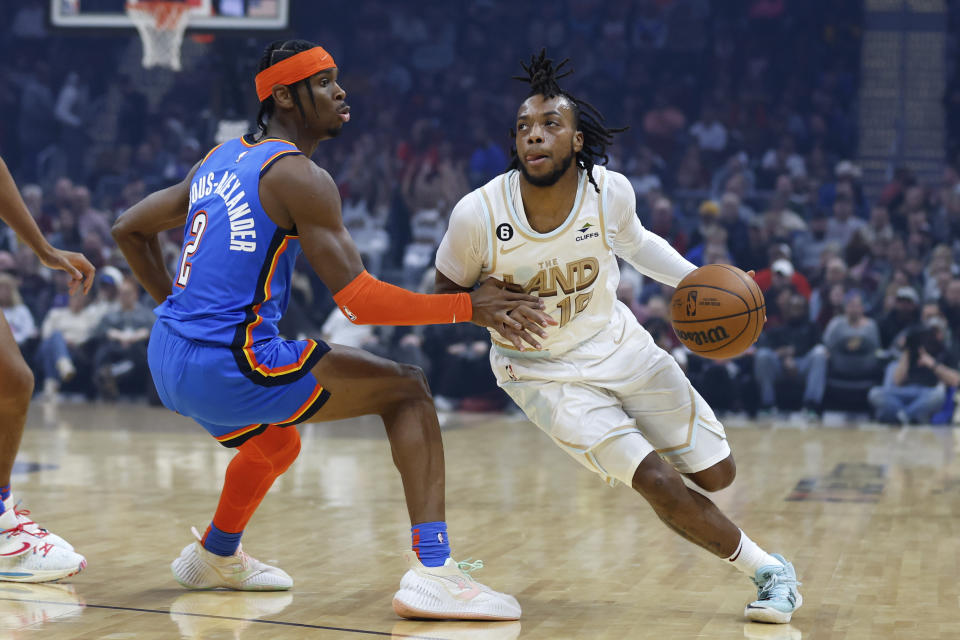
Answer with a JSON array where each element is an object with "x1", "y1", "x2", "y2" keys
[{"x1": 126, "y1": 1, "x2": 204, "y2": 71}]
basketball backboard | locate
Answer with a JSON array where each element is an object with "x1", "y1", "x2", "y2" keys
[{"x1": 50, "y1": 0, "x2": 289, "y2": 30}]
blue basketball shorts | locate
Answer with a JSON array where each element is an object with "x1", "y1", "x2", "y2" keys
[{"x1": 148, "y1": 319, "x2": 331, "y2": 447}]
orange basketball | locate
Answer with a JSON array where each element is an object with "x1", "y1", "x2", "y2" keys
[{"x1": 669, "y1": 264, "x2": 765, "y2": 359}]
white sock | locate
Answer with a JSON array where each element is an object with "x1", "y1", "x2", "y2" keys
[{"x1": 727, "y1": 530, "x2": 782, "y2": 577}]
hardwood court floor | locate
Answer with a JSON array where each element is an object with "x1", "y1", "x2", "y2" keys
[{"x1": 4, "y1": 402, "x2": 960, "y2": 639}]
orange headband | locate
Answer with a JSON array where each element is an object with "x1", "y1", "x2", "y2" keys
[{"x1": 255, "y1": 46, "x2": 336, "y2": 102}]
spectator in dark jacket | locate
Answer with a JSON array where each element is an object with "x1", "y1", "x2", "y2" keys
[{"x1": 754, "y1": 294, "x2": 828, "y2": 414}]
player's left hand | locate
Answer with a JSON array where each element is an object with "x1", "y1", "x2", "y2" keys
[
  {"x1": 493, "y1": 305, "x2": 558, "y2": 351},
  {"x1": 40, "y1": 248, "x2": 96, "y2": 295}
]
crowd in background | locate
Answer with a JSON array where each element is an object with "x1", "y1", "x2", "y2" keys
[{"x1": 1, "y1": 0, "x2": 958, "y2": 423}]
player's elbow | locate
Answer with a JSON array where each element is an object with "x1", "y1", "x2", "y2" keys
[
  {"x1": 111, "y1": 214, "x2": 144, "y2": 245},
  {"x1": 111, "y1": 216, "x2": 132, "y2": 242}
]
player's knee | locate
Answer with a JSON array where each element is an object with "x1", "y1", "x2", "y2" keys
[
  {"x1": 0, "y1": 362, "x2": 34, "y2": 407},
  {"x1": 397, "y1": 363, "x2": 432, "y2": 402},
  {"x1": 690, "y1": 456, "x2": 736, "y2": 492},
  {"x1": 631, "y1": 460, "x2": 685, "y2": 508},
  {"x1": 272, "y1": 429, "x2": 301, "y2": 473}
]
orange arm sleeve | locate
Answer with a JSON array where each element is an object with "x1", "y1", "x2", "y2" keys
[{"x1": 332, "y1": 270, "x2": 472, "y2": 326}]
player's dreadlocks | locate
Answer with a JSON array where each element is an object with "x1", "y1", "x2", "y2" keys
[
  {"x1": 509, "y1": 50, "x2": 627, "y2": 193},
  {"x1": 254, "y1": 39, "x2": 318, "y2": 139}
]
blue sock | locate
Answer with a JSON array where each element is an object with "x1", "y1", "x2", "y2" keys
[
  {"x1": 412, "y1": 521, "x2": 450, "y2": 567},
  {"x1": 202, "y1": 523, "x2": 243, "y2": 557},
  {"x1": 0, "y1": 484, "x2": 9, "y2": 514}
]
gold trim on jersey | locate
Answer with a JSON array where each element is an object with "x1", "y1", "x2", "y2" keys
[
  {"x1": 595, "y1": 168, "x2": 611, "y2": 251},
  {"x1": 654, "y1": 387, "x2": 697, "y2": 455},
  {"x1": 479, "y1": 188, "x2": 498, "y2": 275},
  {"x1": 499, "y1": 171, "x2": 588, "y2": 242}
]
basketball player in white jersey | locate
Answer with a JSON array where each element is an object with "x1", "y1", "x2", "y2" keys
[{"x1": 434, "y1": 52, "x2": 802, "y2": 624}]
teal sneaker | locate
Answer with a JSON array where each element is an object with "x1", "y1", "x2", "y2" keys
[{"x1": 745, "y1": 554, "x2": 802, "y2": 623}]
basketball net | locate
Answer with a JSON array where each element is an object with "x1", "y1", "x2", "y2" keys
[{"x1": 126, "y1": 2, "x2": 198, "y2": 71}]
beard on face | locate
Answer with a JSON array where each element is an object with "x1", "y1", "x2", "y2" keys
[{"x1": 519, "y1": 145, "x2": 576, "y2": 187}]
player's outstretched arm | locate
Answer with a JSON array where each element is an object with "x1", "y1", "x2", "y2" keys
[
  {"x1": 112, "y1": 163, "x2": 199, "y2": 304},
  {"x1": 0, "y1": 155, "x2": 94, "y2": 295},
  {"x1": 265, "y1": 155, "x2": 546, "y2": 329}
]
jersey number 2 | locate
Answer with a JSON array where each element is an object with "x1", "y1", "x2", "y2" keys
[{"x1": 175, "y1": 210, "x2": 208, "y2": 288}]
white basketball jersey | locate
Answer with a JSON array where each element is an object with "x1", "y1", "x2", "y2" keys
[{"x1": 437, "y1": 166, "x2": 643, "y2": 356}]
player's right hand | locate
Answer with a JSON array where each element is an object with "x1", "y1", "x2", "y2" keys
[
  {"x1": 40, "y1": 248, "x2": 96, "y2": 295},
  {"x1": 469, "y1": 278, "x2": 556, "y2": 350}
]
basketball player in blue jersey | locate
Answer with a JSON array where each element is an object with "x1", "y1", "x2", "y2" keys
[
  {"x1": 0, "y1": 155, "x2": 91, "y2": 581},
  {"x1": 112, "y1": 40, "x2": 552, "y2": 620},
  {"x1": 435, "y1": 52, "x2": 802, "y2": 624}
]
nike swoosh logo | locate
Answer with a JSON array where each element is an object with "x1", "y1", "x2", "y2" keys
[
  {"x1": 453, "y1": 581, "x2": 482, "y2": 601},
  {"x1": 0, "y1": 542, "x2": 31, "y2": 556},
  {"x1": 500, "y1": 243, "x2": 527, "y2": 256}
]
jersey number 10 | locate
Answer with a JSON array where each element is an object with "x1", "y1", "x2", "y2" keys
[
  {"x1": 556, "y1": 290, "x2": 593, "y2": 328},
  {"x1": 175, "y1": 211, "x2": 208, "y2": 288}
]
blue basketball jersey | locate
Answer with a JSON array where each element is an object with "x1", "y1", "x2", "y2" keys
[{"x1": 156, "y1": 135, "x2": 304, "y2": 353}]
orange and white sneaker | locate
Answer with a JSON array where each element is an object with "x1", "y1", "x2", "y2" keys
[
  {"x1": 3, "y1": 496, "x2": 74, "y2": 552},
  {"x1": 392, "y1": 551, "x2": 521, "y2": 621},
  {"x1": 171, "y1": 527, "x2": 293, "y2": 591},
  {"x1": 0, "y1": 509, "x2": 86, "y2": 583}
]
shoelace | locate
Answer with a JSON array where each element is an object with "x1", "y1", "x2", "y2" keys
[
  {"x1": 12, "y1": 506, "x2": 51, "y2": 538},
  {"x1": 2, "y1": 522, "x2": 29, "y2": 537},
  {"x1": 456, "y1": 558, "x2": 484, "y2": 575},
  {"x1": 757, "y1": 570, "x2": 801, "y2": 601}
]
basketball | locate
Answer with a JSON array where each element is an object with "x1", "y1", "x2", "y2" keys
[{"x1": 670, "y1": 264, "x2": 765, "y2": 359}]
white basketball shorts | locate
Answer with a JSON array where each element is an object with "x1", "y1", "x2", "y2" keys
[{"x1": 491, "y1": 302, "x2": 730, "y2": 487}]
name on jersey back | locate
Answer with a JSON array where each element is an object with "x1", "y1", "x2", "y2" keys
[{"x1": 189, "y1": 170, "x2": 257, "y2": 253}]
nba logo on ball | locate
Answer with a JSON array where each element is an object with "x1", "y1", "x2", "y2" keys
[
  {"x1": 686, "y1": 290, "x2": 698, "y2": 316},
  {"x1": 670, "y1": 264, "x2": 766, "y2": 360}
]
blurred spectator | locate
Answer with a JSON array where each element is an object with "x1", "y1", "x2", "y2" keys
[
  {"x1": 825, "y1": 190, "x2": 865, "y2": 249},
  {"x1": 93, "y1": 278, "x2": 154, "y2": 400},
  {"x1": 86, "y1": 266, "x2": 123, "y2": 323},
  {"x1": 861, "y1": 204, "x2": 895, "y2": 246},
  {"x1": 940, "y1": 278, "x2": 960, "y2": 328},
  {"x1": 809, "y1": 257, "x2": 849, "y2": 323},
  {"x1": 760, "y1": 135, "x2": 805, "y2": 187},
  {"x1": 37, "y1": 290, "x2": 98, "y2": 399},
  {"x1": 716, "y1": 193, "x2": 750, "y2": 267},
  {"x1": 72, "y1": 186, "x2": 112, "y2": 245},
  {"x1": 878, "y1": 286, "x2": 921, "y2": 350},
  {"x1": 689, "y1": 104, "x2": 728, "y2": 153},
  {"x1": 822, "y1": 290, "x2": 883, "y2": 397},
  {"x1": 648, "y1": 197, "x2": 688, "y2": 256},
  {"x1": 755, "y1": 256, "x2": 812, "y2": 300},
  {"x1": 0, "y1": 272, "x2": 36, "y2": 347},
  {"x1": 423, "y1": 322, "x2": 500, "y2": 411},
  {"x1": 754, "y1": 294, "x2": 828, "y2": 415},
  {"x1": 868, "y1": 319, "x2": 959, "y2": 424}
]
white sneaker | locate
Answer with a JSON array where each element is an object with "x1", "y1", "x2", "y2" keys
[
  {"x1": 55, "y1": 357, "x2": 76, "y2": 381},
  {"x1": 392, "y1": 551, "x2": 521, "y2": 621},
  {"x1": 0, "y1": 509, "x2": 86, "y2": 583},
  {"x1": 3, "y1": 497, "x2": 75, "y2": 552},
  {"x1": 171, "y1": 527, "x2": 293, "y2": 591}
]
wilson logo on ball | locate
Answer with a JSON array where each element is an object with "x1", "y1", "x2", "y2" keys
[{"x1": 674, "y1": 325, "x2": 730, "y2": 346}]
